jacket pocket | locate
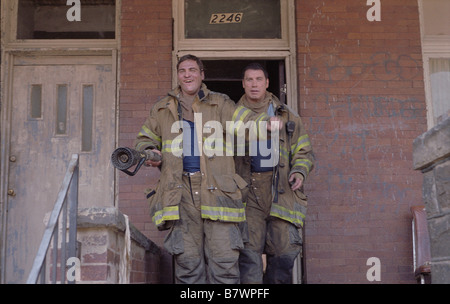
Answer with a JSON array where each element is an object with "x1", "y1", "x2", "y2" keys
[
  {"x1": 213, "y1": 173, "x2": 244, "y2": 205},
  {"x1": 145, "y1": 185, "x2": 159, "y2": 216},
  {"x1": 144, "y1": 188, "x2": 156, "y2": 199},
  {"x1": 214, "y1": 174, "x2": 238, "y2": 193},
  {"x1": 293, "y1": 189, "x2": 308, "y2": 207},
  {"x1": 289, "y1": 224, "x2": 303, "y2": 246},
  {"x1": 233, "y1": 174, "x2": 248, "y2": 190},
  {"x1": 206, "y1": 174, "x2": 246, "y2": 222}
]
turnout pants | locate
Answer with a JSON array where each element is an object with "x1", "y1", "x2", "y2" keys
[
  {"x1": 163, "y1": 171, "x2": 243, "y2": 284},
  {"x1": 239, "y1": 171, "x2": 302, "y2": 284}
]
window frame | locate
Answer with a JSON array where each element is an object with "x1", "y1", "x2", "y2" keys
[
  {"x1": 2, "y1": 0, "x2": 120, "y2": 50},
  {"x1": 174, "y1": 0, "x2": 291, "y2": 51},
  {"x1": 172, "y1": 0, "x2": 299, "y2": 113}
]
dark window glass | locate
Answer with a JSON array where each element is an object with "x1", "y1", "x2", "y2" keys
[
  {"x1": 185, "y1": 0, "x2": 281, "y2": 39},
  {"x1": 17, "y1": 0, "x2": 115, "y2": 39}
]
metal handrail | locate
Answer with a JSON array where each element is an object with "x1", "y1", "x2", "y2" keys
[{"x1": 26, "y1": 154, "x2": 79, "y2": 284}]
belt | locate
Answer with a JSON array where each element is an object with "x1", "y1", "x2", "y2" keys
[
  {"x1": 183, "y1": 171, "x2": 200, "y2": 176},
  {"x1": 251, "y1": 170, "x2": 273, "y2": 174}
]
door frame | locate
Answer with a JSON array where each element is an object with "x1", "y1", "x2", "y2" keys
[
  {"x1": 173, "y1": 51, "x2": 298, "y2": 113},
  {"x1": 0, "y1": 49, "x2": 120, "y2": 283},
  {"x1": 172, "y1": 0, "x2": 302, "y2": 283},
  {"x1": 172, "y1": 0, "x2": 299, "y2": 113}
]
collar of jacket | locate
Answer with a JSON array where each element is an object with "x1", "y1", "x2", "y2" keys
[
  {"x1": 238, "y1": 91, "x2": 286, "y2": 113},
  {"x1": 154, "y1": 83, "x2": 214, "y2": 120}
]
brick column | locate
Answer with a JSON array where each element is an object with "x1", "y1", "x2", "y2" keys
[
  {"x1": 413, "y1": 117, "x2": 450, "y2": 284},
  {"x1": 77, "y1": 207, "x2": 162, "y2": 283}
]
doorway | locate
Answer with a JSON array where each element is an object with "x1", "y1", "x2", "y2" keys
[
  {"x1": 1, "y1": 55, "x2": 117, "y2": 283},
  {"x1": 201, "y1": 58, "x2": 306, "y2": 283},
  {"x1": 202, "y1": 60, "x2": 286, "y2": 104}
]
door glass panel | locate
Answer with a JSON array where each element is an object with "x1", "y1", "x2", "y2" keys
[
  {"x1": 82, "y1": 85, "x2": 94, "y2": 151},
  {"x1": 17, "y1": 0, "x2": 116, "y2": 39},
  {"x1": 56, "y1": 84, "x2": 68, "y2": 135},
  {"x1": 184, "y1": 0, "x2": 281, "y2": 39},
  {"x1": 30, "y1": 84, "x2": 42, "y2": 119}
]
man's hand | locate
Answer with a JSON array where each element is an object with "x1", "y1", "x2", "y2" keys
[
  {"x1": 145, "y1": 149, "x2": 162, "y2": 167},
  {"x1": 267, "y1": 116, "x2": 283, "y2": 132},
  {"x1": 289, "y1": 172, "x2": 304, "y2": 191}
]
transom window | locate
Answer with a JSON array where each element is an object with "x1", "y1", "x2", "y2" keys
[
  {"x1": 17, "y1": 0, "x2": 115, "y2": 40},
  {"x1": 184, "y1": 0, "x2": 281, "y2": 39},
  {"x1": 173, "y1": 0, "x2": 298, "y2": 112}
]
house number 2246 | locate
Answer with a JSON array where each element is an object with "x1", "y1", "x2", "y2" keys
[{"x1": 210, "y1": 13, "x2": 243, "y2": 25}]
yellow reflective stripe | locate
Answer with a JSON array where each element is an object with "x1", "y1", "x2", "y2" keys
[
  {"x1": 293, "y1": 159, "x2": 313, "y2": 174},
  {"x1": 139, "y1": 125, "x2": 161, "y2": 143},
  {"x1": 152, "y1": 206, "x2": 180, "y2": 226},
  {"x1": 136, "y1": 141, "x2": 156, "y2": 151},
  {"x1": 280, "y1": 146, "x2": 289, "y2": 161},
  {"x1": 253, "y1": 113, "x2": 269, "y2": 140},
  {"x1": 201, "y1": 205, "x2": 246, "y2": 222},
  {"x1": 232, "y1": 106, "x2": 251, "y2": 123},
  {"x1": 161, "y1": 139, "x2": 182, "y2": 153},
  {"x1": 255, "y1": 112, "x2": 268, "y2": 124},
  {"x1": 291, "y1": 135, "x2": 310, "y2": 155},
  {"x1": 270, "y1": 204, "x2": 305, "y2": 227}
]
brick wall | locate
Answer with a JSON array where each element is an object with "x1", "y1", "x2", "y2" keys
[
  {"x1": 118, "y1": 0, "x2": 429, "y2": 283},
  {"x1": 119, "y1": 0, "x2": 172, "y2": 247},
  {"x1": 297, "y1": 0, "x2": 427, "y2": 283}
]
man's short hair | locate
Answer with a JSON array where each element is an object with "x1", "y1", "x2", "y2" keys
[
  {"x1": 241, "y1": 62, "x2": 269, "y2": 79},
  {"x1": 177, "y1": 54, "x2": 204, "y2": 72}
]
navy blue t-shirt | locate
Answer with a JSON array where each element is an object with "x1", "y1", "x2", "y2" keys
[
  {"x1": 250, "y1": 103, "x2": 275, "y2": 172},
  {"x1": 182, "y1": 119, "x2": 200, "y2": 173}
]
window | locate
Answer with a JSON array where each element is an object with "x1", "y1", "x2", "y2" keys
[
  {"x1": 56, "y1": 84, "x2": 68, "y2": 135},
  {"x1": 82, "y1": 85, "x2": 94, "y2": 152},
  {"x1": 174, "y1": 0, "x2": 292, "y2": 50},
  {"x1": 173, "y1": 0, "x2": 299, "y2": 112},
  {"x1": 429, "y1": 59, "x2": 450, "y2": 124},
  {"x1": 30, "y1": 84, "x2": 42, "y2": 119},
  {"x1": 419, "y1": 0, "x2": 450, "y2": 127},
  {"x1": 185, "y1": 0, "x2": 281, "y2": 39},
  {"x1": 17, "y1": 0, "x2": 115, "y2": 39}
]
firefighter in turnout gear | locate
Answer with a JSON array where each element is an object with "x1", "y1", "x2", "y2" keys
[
  {"x1": 235, "y1": 63, "x2": 315, "y2": 284},
  {"x1": 134, "y1": 55, "x2": 282, "y2": 284}
]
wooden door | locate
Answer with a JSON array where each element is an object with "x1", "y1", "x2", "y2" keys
[{"x1": 3, "y1": 56, "x2": 116, "y2": 283}]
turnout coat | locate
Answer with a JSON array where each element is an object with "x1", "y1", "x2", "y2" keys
[
  {"x1": 134, "y1": 84, "x2": 268, "y2": 230},
  {"x1": 234, "y1": 93, "x2": 315, "y2": 228}
]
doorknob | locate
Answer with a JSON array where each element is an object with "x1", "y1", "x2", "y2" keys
[{"x1": 7, "y1": 189, "x2": 16, "y2": 196}]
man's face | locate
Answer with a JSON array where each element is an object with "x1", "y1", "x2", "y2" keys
[
  {"x1": 177, "y1": 59, "x2": 204, "y2": 97},
  {"x1": 242, "y1": 69, "x2": 269, "y2": 103}
]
